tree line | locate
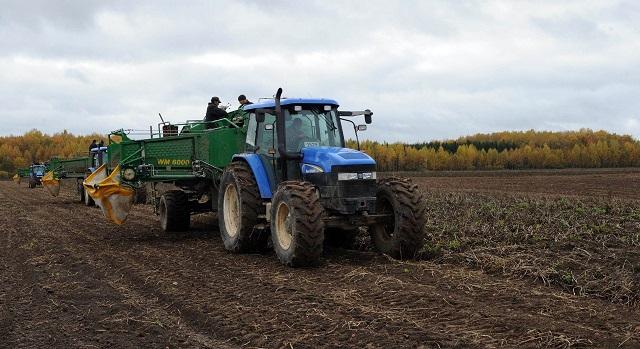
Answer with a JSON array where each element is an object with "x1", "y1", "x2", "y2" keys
[
  {"x1": 1, "y1": 128, "x2": 639, "y2": 179},
  {"x1": 0, "y1": 130, "x2": 106, "y2": 179},
  {"x1": 350, "y1": 129, "x2": 640, "y2": 171}
]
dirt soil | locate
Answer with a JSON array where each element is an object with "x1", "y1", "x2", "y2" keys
[
  {"x1": 411, "y1": 168, "x2": 640, "y2": 200},
  {"x1": 1, "y1": 170, "x2": 640, "y2": 348}
]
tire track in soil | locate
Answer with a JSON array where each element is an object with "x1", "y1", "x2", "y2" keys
[{"x1": 2, "y1": 181, "x2": 640, "y2": 348}]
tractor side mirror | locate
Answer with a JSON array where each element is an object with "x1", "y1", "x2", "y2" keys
[
  {"x1": 364, "y1": 110, "x2": 372, "y2": 124},
  {"x1": 255, "y1": 113, "x2": 265, "y2": 123},
  {"x1": 357, "y1": 125, "x2": 367, "y2": 131}
]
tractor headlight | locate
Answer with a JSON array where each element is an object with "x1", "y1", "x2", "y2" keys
[
  {"x1": 123, "y1": 168, "x2": 136, "y2": 181},
  {"x1": 301, "y1": 163, "x2": 324, "y2": 174},
  {"x1": 338, "y1": 172, "x2": 376, "y2": 181}
]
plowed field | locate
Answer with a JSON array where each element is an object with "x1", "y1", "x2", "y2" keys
[{"x1": 1, "y1": 169, "x2": 639, "y2": 348}]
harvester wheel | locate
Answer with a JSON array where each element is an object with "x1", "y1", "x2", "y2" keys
[
  {"x1": 77, "y1": 182, "x2": 84, "y2": 203},
  {"x1": 84, "y1": 186, "x2": 95, "y2": 206},
  {"x1": 369, "y1": 177, "x2": 426, "y2": 259},
  {"x1": 159, "y1": 190, "x2": 190, "y2": 232},
  {"x1": 218, "y1": 162, "x2": 267, "y2": 253},
  {"x1": 134, "y1": 187, "x2": 147, "y2": 204},
  {"x1": 270, "y1": 181, "x2": 325, "y2": 267}
]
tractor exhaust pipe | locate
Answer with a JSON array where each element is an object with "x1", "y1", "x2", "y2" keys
[{"x1": 274, "y1": 87, "x2": 302, "y2": 180}]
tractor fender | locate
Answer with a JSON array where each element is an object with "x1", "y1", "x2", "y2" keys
[{"x1": 231, "y1": 154, "x2": 272, "y2": 199}]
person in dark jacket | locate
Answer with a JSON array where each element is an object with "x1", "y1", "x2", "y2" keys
[
  {"x1": 204, "y1": 96, "x2": 228, "y2": 128},
  {"x1": 237, "y1": 94, "x2": 253, "y2": 109},
  {"x1": 89, "y1": 139, "x2": 98, "y2": 163}
]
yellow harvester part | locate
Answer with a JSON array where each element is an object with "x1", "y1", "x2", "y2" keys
[
  {"x1": 83, "y1": 164, "x2": 135, "y2": 225},
  {"x1": 42, "y1": 171, "x2": 61, "y2": 197},
  {"x1": 13, "y1": 174, "x2": 20, "y2": 184}
]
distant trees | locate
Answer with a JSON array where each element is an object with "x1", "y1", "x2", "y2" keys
[
  {"x1": 1, "y1": 128, "x2": 639, "y2": 175},
  {"x1": 351, "y1": 129, "x2": 640, "y2": 171},
  {"x1": 0, "y1": 129, "x2": 106, "y2": 174}
]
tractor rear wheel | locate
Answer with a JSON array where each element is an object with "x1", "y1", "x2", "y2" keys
[
  {"x1": 369, "y1": 177, "x2": 426, "y2": 259},
  {"x1": 159, "y1": 190, "x2": 190, "y2": 232},
  {"x1": 270, "y1": 181, "x2": 325, "y2": 267},
  {"x1": 218, "y1": 162, "x2": 267, "y2": 253}
]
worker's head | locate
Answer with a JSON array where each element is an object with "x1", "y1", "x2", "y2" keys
[
  {"x1": 92, "y1": 139, "x2": 96, "y2": 143},
  {"x1": 238, "y1": 94, "x2": 248, "y2": 104},
  {"x1": 211, "y1": 96, "x2": 221, "y2": 106}
]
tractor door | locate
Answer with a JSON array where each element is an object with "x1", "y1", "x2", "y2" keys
[{"x1": 250, "y1": 112, "x2": 280, "y2": 194}]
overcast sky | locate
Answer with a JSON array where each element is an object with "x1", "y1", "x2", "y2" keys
[{"x1": 0, "y1": 0, "x2": 638, "y2": 142}]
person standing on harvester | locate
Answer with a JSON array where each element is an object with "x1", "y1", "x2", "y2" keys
[
  {"x1": 204, "y1": 96, "x2": 228, "y2": 128},
  {"x1": 237, "y1": 94, "x2": 253, "y2": 109}
]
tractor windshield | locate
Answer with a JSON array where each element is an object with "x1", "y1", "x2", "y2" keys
[
  {"x1": 285, "y1": 108, "x2": 343, "y2": 152},
  {"x1": 33, "y1": 165, "x2": 45, "y2": 176}
]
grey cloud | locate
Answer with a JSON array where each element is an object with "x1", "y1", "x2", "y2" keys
[{"x1": 0, "y1": 0, "x2": 638, "y2": 141}]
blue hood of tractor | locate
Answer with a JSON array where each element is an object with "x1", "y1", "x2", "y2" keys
[{"x1": 301, "y1": 147, "x2": 375, "y2": 172}]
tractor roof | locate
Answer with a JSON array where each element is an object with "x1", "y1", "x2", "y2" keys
[{"x1": 243, "y1": 98, "x2": 339, "y2": 111}]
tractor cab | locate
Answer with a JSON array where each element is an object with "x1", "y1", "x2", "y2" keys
[
  {"x1": 243, "y1": 93, "x2": 377, "y2": 215},
  {"x1": 31, "y1": 164, "x2": 46, "y2": 176},
  {"x1": 28, "y1": 163, "x2": 46, "y2": 188}
]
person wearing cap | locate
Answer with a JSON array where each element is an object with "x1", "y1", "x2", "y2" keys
[
  {"x1": 204, "y1": 96, "x2": 228, "y2": 128},
  {"x1": 237, "y1": 94, "x2": 253, "y2": 109}
]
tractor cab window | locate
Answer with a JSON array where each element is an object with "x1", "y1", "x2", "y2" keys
[
  {"x1": 256, "y1": 112, "x2": 278, "y2": 156},
  {"x1": 285, "y1": 108, "x2": 343, "y2": 152},
  {"x1": 245, "y1": 114, "x2": 257, "y2": 151}
]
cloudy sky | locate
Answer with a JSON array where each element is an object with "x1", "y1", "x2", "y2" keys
[{"x1": 0, "y1": 0, "x2": 638, "y2": 142}]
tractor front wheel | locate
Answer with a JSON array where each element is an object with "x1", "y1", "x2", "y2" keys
[
  {"x1": 159, "y1": 190, "x2": 190, "y2": 232},
  {"x1": 370, "y1": 177, "x2": 426, "y2": 259},
  {"x1": 271, "y1": 181, "x2": 325, "y2": 267},
  {"x1": 218, "y1": 162, "x2": 267, "y2": 253}
]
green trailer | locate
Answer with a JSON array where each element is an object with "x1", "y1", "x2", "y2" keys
[
  {"x1": 88, "y1": 88, "x2": 426, "y2": 267},
  {"x1": 13, "y1": 167, "x2": 29, "y2": 184},
  {"x1": 43, "y1": 148, "x2": 111, "y2": 202}
]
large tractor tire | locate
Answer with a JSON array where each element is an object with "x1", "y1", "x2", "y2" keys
[
  {"x1": 369, "y1": 177, "x2": 426, "y2": 259},
  {"x1": 159, "y1": 190, "x2": 190, "y2": 232},
  {"x1": 271, "y1": 181, "x2": 325, "y2": 267},
  {"x1": 218, "y1": 162, "x2": 268, "y2": 253}
]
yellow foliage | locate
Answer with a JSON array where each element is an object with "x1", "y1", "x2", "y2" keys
[
  {"x1": 0, "y1": 129, "x2": 106, "y2": 174},
  {"x1": 353, "y1": 129, "x2": 640, "y2": 171}
]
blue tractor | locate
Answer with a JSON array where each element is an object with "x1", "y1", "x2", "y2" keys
[
  {"x1": 217, "y1": 88, "x2": 427, "y2": 266},
  {"x1": 28, "y1": 163, "x2": 47, "y2": 188}
]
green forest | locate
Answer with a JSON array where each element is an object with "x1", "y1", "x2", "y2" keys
[{"x1": 1, "y1": 128, "x2": 639, "y2": 179}]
